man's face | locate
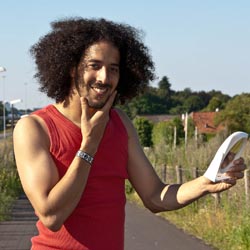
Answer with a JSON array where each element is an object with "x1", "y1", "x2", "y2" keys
[{"x1": 77, "y1": 41, "x2": 120, "y2": 109}]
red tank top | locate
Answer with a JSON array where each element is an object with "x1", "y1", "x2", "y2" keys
[{"x1": 31, "y1": 105, "x2": 128, "y2": 250}]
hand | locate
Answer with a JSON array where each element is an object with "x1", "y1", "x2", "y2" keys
[
  {"x1": 79, "y1": 91, "x2": 117, "y2": 155},
  {"x1": 204, "y1": 157, "x2": 246, "y2": 193}
]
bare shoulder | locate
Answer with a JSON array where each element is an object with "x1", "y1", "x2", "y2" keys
[{"x1": 14, "y1": 114, "x2": 50, "y2": 149}]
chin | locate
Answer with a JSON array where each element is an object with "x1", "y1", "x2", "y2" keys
[{"x1": 87, "y1": 101, "x2": 106, "y2": 110}]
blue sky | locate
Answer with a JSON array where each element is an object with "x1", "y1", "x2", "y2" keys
[{"x1": 0, "y1": 0, "x2": 249, "y2": 109}]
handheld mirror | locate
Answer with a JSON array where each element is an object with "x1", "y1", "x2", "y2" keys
[{"x1": 204, "y1": 131, "x2": 248, "y2": 182}]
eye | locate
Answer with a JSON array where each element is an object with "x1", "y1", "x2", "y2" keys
[
  {"x1": 110, "y1": 66, "x2": 119, "y2": 74},
  {"x1": 89, "y1": 63, "x2": 100, "y2": 70}
]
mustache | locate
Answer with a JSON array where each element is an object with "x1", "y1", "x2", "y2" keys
[{"x1": 90, "y1": 82, "x2": 112, "y2": 89}]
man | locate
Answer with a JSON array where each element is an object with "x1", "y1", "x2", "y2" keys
[{"x1": 13, "y1": 18, "x2": 246, "y2": 250}]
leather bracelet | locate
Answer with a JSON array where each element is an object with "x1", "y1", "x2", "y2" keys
[{"x1": 76, "y1": 150, "x2": 94, "y2": 165}]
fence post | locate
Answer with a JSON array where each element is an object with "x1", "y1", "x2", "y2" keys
[
  {"x1": 244, "y1": 169, "x2": 250, "y2": 207},
  {"x1": 192, "y1": 167, "x2": 199, "y2": 178},
  {"x1": 162, "y1": 165, "x2": 167, "y2": 183},
  {"x1": 213, "y1": 193, "x2": 221, "y2": 207},
  {"x1": 176, "y1": 165, "x2": 183, "y2": 184}
]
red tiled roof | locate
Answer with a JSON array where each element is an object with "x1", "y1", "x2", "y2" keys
[{"x1": 190, "y1": 111, "x2": 225, "y2": 134}]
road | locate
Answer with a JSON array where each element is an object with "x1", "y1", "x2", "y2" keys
[
  {"x1": 0, "y1": 196, "x2": 216, "y2": 250},
  {"x1": 125, "y1": 202, "x2": 215, "y2": 250}
]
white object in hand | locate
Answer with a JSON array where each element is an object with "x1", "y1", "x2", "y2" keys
[{"x1": 204, "y1": 131, "x2": 248, "y2": 182}]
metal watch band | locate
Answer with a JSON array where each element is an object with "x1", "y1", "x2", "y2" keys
[{"x1": 76, "y1": 150, "x2": 94, "y2": 165}]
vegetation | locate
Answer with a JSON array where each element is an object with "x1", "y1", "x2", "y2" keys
[
  {"x1": 215, "y1": 93, "x2": 250, "y2": 133},
  {"x1": 118, "y1": 76, "x2": 232, "y2": 119},
  {"x1": 126, "y1": 130, "x2": 250, "y2": 250},
  {"x1": 133, "y1": 117, "x2": 153, "y2": 147},
  {"x1": 123, "y1": 76, "x2": 250, "y2": 249},
  {"x1": 0, "y1": 137, "x2": 22, "y2": 221}
]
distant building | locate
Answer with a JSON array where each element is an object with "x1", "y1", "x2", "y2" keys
[
  {"x1": 189, "y1": 111, "x2": 225, "y2": 134},
  {"x1": 137, "y1": 114, "x2": 179, "y2": 124},
  {"x1": 137, "y1": 111, "x2": 225, "y2": 136}
]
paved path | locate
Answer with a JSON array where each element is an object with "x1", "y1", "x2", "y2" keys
[
  {"x1": 0, "y1": 194, "x2": 37, "y2": 250},
  {"x1": 0, "y1": 196, "x2": 216, "y2": 250},
  {"x1": 125, "y1": 202, "x2": 215, "y2": 250}
]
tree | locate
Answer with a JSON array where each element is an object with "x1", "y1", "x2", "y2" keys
[
  {"x1": 158, "y1": 76, "x2": 172, "y2": 99},
  {"x1": 133, "y1": 117, "x2": 153, "y2": 147},
  {"x1": 151, "y1": 118, "x2": 185, "y2": 147},
  {"x1": 152, "y1": 121, "x2": 174, "y2": 147},
  {"x1": 205, "y1": 97, "x2": 223, "y2": 112},
  {"x1": 215, "y1": 93, "x2": 250, "y2": 133},
  {"x1": 183, "y1": 95, "x2": 204, "y2": 112}
]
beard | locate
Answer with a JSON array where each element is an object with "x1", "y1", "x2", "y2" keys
[
  {"x1": 86, "y1": 82, "x2": 113, "y2": 109},
  {"x1": 86, "y1": 98, "x2": 107, "y2": 109}
]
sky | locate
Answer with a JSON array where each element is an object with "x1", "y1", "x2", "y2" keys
[{"x1": 0, "y1": 0, "x2": 249, "y2": 110}]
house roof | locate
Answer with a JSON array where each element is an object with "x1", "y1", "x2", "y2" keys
[
  {"x1": 137, "y1": 114, "x2": 179, "y2": 123},
  {"x1": 190, "y1": 111, "x2": 225, "y2": 134},
  {"x1": 137, "y1": 112, "x2": 225, "y2": 134}
]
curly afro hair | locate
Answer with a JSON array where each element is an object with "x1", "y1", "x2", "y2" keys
[{"x1": 30, "y1": 17, "x2": 155, "y2": 104}]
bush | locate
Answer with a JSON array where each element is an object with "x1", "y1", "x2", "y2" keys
[{"x1": 133, "y1": 117, "x2": 153, "y2": 147}]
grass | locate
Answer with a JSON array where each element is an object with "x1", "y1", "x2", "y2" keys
[
  {"x1": 160, "y1": 193, "x2": 250, "y2": 250},
  {"x1": 0, "y1": 137, "x2": 22, "y2": 221}
]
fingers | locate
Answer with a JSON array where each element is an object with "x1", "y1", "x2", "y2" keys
[
  {"x1": 225, "y1": 158, "x2": 246, "y2": 180},
  {"x1": 80, "y1": 97, "x2": 90, "y2": 119},
  {"x1": 101, "y1": 90, "x2": 117, "y2": 113},
  {"x1": 233, "y1": 157, "x2": 245, "y2": 164}
]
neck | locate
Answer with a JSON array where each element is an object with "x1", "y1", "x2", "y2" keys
[{"x1": 53, "y1": 97, "x2": 98, "y2": 127}]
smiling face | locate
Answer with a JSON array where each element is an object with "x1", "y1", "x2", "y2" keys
[{"x1": 76, "y1": 41, "x2": 120, "y2": 110}]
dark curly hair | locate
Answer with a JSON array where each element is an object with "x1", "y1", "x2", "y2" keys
[{"x1": 30, "y1": 17, "x2": 155, "y2": 104}]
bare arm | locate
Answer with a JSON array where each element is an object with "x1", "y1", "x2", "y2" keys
[
  {"x1": 14, "y1": 92, "x2": 117, "y2": 231},
  {"x1": 117, "y1": 110, "x2": 246, "y2": 213}
]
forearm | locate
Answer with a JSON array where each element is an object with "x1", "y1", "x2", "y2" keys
[
  {"x1": 170, "y1": 176, "x2": 209, "y2": 209},
  {"x1": 148, "y1": 176, "x2": 209, "y2": 212},
  {"x1": 38, "y1": 156, "x2": 91, "y2": 231}
]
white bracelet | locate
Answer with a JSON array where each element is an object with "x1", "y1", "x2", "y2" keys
[{"x1": 76, "y1": 150, "x2": 94, "y2": 165}]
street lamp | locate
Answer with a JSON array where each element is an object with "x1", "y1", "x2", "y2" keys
[
  {"x1": 0, "y1": 66, "x2": 6, "y2": 139},
  {"x1": 10, "y1": 99, "x2": 22, "y2": 132},
  {"x1": 0, "y1": 66, "x2": 6, "y2": 73}
]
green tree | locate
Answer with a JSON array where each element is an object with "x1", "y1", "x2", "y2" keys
[
  {"x1": 133, "y1": 117, "x2": 153, "y2": 147},
  {"x1": 215, "y1": 93, "x2": 250, "y2": 133},
  {"x1": 204, "y1": 97, "x2": 222, "y2": 111},
  {"x1": 158, "y1": 76, "x2": 172, "y2": 99},
  {"x1": 152, "y1": 121, "x2": 173, "y2": 147},
  {"x1": 183, "y1": 95, "x2": 204, "y2": 112}
]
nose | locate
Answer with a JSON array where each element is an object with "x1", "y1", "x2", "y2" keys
[{"x1": 96, "y1": 66, "x2": 109, "y2": 84}]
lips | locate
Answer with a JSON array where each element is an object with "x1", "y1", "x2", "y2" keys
[
  {"x1": 93, "y1": 87, "x2": 108, "y2": 94},
  {"x1": 90, "y1": 83, "x2": 112, "y2": 95}
]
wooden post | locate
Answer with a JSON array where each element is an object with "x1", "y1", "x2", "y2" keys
[
  {"x1": 192, "y1": 167, "x2": 199, "y2": 178},
  {"x1": 173, "y1": 126, "x2": 177, "y2": 149},
  {"x1": 214, "y1": 193, "x2": 221, "y2": 208},
  {"x1": 176, "y1": 165, "x2": 183, "y2": 184},
  {"x1": 244, "y1": 169, "x2": 250, "y2": 207},
  {"x1": 162, "y1": 165, "x2": 167, "y2": 183}
]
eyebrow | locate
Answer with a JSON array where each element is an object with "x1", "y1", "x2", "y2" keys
[{"x1": 87, "y1": 59, "x2": 120, "y2": 67}]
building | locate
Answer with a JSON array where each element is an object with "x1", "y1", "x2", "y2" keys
[
  {"x1": 137, "y1": 114, "x2": 179, "y2": 124},
  {"x1": 189, "y1": 111, "x2": 225, "y2": 134}
]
